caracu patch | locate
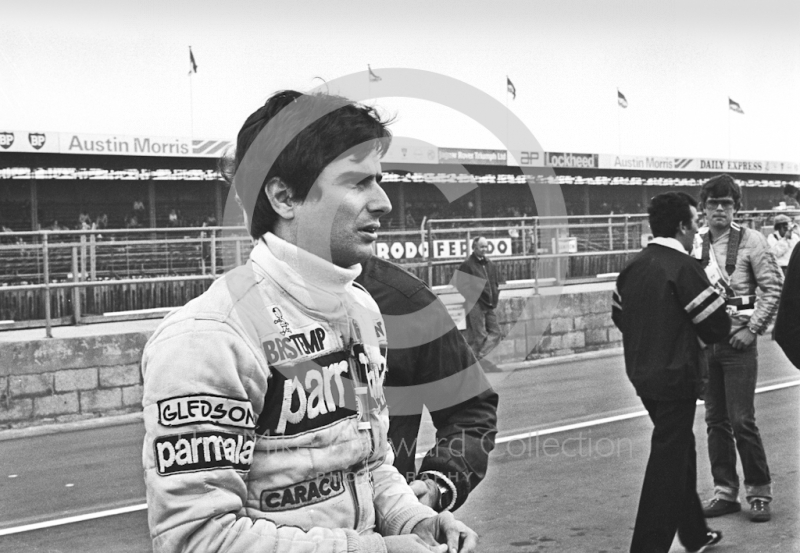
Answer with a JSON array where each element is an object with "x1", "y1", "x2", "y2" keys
[
  {"x1": 257, "y1": 350, "x2": 358, "y2": 436},
  {"x1": 260, "y1": 470, "x2": 345, "y2": 512},
  {"x1": 155, "y1": 431, "x2": 255, "y2": 475},
  {"x1": 157, "y1": 394, "x2": 255, "y2": 429}
]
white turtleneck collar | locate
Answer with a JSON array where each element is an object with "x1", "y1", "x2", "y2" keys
[{"x1": 249, "y1": 232, "x2": 362, "y2": 316}]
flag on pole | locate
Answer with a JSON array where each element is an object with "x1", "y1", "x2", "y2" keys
[
  {"x1": 188, "y1": 47, "x2": 198, "y2": 75},
  {"x1": 507, "y1": 76, "x2": 516, "y2": 100},
  {"x1": 368, "y1": 65, "x2": 382, "y2": 82},
  {"x1": 729, "y1": 97, "x2": 744, "y2": 114},
  {"x1": 617, "y1": 89, "x2": 628, "y2": 108}
]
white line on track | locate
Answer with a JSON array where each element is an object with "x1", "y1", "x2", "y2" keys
[
  {"x1": 2, "y1": 378, "x2": 798, "y2": 537},
  {"x1": 0, "y1": 504, "x2": 147, "y2": 537}
]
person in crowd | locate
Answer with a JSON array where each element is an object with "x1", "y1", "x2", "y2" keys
[
  {"x1": 613, "y1": 191, "x2": 729, "y2": 553},
  {"x1": 356, "y1": 256, "x2": 498, "y2": 513},
  {"x1": 455, "y1": 236, "x2": 504, "y2": 361},
  {"x1": 781, "y1": 184, "x2": 800, "y2": 209},
  {"x1": 766, "y1": 214, "x2": 799, "y2": 275},
  {"x1": 168, "y1": 209, "x2": 179, "y2": 227},
  {"x1": 693, "y1": 174, "x2": 782, "y2": 523},
  {"x1": 141, "y1": 89, "x2": 477, "y2": 553}
]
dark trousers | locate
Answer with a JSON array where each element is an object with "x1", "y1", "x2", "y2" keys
[
  {"x1": 630, "y1": 398, "x2": 708, "y2": 553},
  {"x1": 704, "y1": 340, "x2": 772, "y2": 502},
  {"x1": 465, "y1": 303, "x2": 501, "y2": 359}
]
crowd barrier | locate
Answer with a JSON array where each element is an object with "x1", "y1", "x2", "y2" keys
[{"x1": 0, "y1": 210, "x2": 790, "y2": 335}]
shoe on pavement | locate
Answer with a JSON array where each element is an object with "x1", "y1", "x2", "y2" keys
[
  {"x1": 750, "y1": 498, "x2": 771, "y2": 522},
  {"x1": 703, "y1": 497, "x2": 741, "y2": 517},
  {"x1": 686, "y1": 530, "x2": 722, "y2": 552}
]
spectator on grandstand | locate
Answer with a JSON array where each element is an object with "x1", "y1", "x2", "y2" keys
[
  {"x1": 613, "y1": 191, "x2": 728, "y2": 552},
  {"x1": 125, "y1": 214, "x2": 141, "y2": 229},
  {"x1": 767, "y1": 214, "x2": 800, "y2": 275},
  {"x1": 95, "y1": 213, "x2": 108, "y2": 230},
  {"x1": 454, "y1": 236, "x2": 504, "y2": 361},
  {"x1": 782, "y1": 184, "x2": 800, "y2": 208},
  {"x1": 168, "y1": 209, "x2": 180, "y2": 227}
]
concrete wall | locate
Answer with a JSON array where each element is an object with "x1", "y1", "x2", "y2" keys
[
  {"x1": 0, "y1": 288, "x2": 620, "y2": 428},
  {"x1": 0, "y1": 333, "x2": 149, "y2": 427},
  {"x1": 490, "y1": 289, "x2": 621, "y2": 364}
]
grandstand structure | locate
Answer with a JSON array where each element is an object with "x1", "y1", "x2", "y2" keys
[
  {"x1": 0, "y1": 130, "x2": 798, "y2": 232},
  {"x1": 1, "y1": 129, "x2": 798, "y2": 329}
]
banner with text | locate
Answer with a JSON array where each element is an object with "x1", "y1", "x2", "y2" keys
[
  {"x1": 375, "y1": 237, "x2": 513, "y2": 260},
  {"x1": 438, "y1": 148, "x2": 508, "y2": 166},
  {"x1": 0, "y1": 131, "x2": 232, "y2": 158}
]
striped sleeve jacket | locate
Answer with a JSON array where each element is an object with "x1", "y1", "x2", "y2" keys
[{"x1": 612, "y1": 243, "x2": 731, "y2": 401}]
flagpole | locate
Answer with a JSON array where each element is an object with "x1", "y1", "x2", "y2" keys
[
  {"x1": 189, "y1": 46, "x2": 195, "y2": 139},
  {"x1": 617, "y1": 91, "x2": 621, "y2": 154},
  {"x1": 727, "y1": 101, "x2": 731, "y2": 159}
]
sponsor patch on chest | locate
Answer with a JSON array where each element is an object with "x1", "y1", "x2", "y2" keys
[
  {"x1": 154, "y1": 431, "x2": 255, "y2": 475},
  {"x1": 260, "y1": 470, "x2": 345, "y2": 512},
  {"x1": 157, "y1": 394, "x2": 255, "y2": 429},
  {"x1": 257, "y1": 350, "x2": 358, "y2": 436}
]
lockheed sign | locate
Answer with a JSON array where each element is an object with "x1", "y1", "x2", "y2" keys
[{"x1": 545, "y1": 152, "x2": 598, "y2": 168}]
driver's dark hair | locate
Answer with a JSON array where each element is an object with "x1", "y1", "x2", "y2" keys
[
  {"x1": 648, "y1": 192, "x2": 697, "y2": 238},
  {"x1": 220, "y1": 90, "x2": 392, "y2": 238},
  {"x1": 699, "y1": 173, "x2": 742, "y2": 211}
]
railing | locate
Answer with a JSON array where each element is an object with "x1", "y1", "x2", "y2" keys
[{"x1": 0, "y1": 209, "x2": 791, "y2": 335}]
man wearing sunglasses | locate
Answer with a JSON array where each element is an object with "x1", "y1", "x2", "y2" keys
[{"x1": 694, "y1": 174, "x2": 783, "y2": 523}]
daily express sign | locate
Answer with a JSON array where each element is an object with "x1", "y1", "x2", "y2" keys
[{"x1": 0, "y1": 131, "x2": 231, "y2": 158}]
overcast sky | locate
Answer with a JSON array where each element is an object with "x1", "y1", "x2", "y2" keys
[{"x1": 2, "y1": 0, "x2": 798, "y2": 162}]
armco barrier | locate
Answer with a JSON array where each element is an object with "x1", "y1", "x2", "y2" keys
[{"x1": 0, "y1": 284, "x2": 619, "y2": 428}]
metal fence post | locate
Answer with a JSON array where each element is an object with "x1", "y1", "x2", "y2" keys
[
  {"x1": 624, "y1": 215, "x2": 629, "y2": 252},
  {"x1": 89, "y1": 232, "x2": 97, "y2": 280},
  {"x1": 42, "y1": 233, "x2": 52, "y2": 338},
  {"x1": 533, "y1": 218, "x2": 539, "y2": 296},
  {"x1": 72, "y1": 246, "x2": 82, "y2": 324},
  {"x1": 235, "y1": 239, "x2": 243, "y2": 267},
  {"x1": 80, "y1": 234, "x2": 88, "y2": 280},
  {"x1": 608, "y1": 217, "x2": 614, "y2": 250},
  {"x1": 211, "y1": 229, "x2": 217, "y2": 277},
  {"x1": 425, "y1": 220, "x2": 434, "y2": 287}
]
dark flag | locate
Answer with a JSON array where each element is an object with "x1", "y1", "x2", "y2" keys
[
  {"x1": 729, "y1": 97, "x2": 744, "y2": 114},
  {"x1": 507, "y1": 76, "x2": 516, "y2": 100},
  {"x1": 189, "y1": 47, "x2": 198, "y2": 75},
  {"x1": 368, "y1": 65, "x2": 382, "y2": 82},
  {"x1": 617, "y1": 89, "x2": 628, "y2": 108}
]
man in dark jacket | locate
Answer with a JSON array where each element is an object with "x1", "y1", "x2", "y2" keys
[
  {"x1": 775, "y1": 244, "x2": 800, "y2": 368},
  {"x1": 455, "y1": 236, "x2": 504, "y2": 359},
  {"x1": 613, "y1": 192, "x2": 730, "y2": 553},
  {"x1": 357, "y1": 256, "x2": 499, "y2": 512}
]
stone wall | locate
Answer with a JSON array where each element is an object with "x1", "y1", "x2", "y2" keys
[
  {"x1": 0, "y1": 333, "x2": 149, "y2": 427},
  {"x1": 488, "y1": 289, "x2": 621, "y2": 364},
  {"x1": 0, "y1": 288, "x2": 620, "y2": 428}
]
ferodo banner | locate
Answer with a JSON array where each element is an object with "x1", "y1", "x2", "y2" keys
[
  {"x1": 545, "y1": 152, "x2": 598, "y2": 168},
  {"x1": 438, "y1": 148, "x2": 508, "y2": 165},
  {"x1": 375, "y1": 238, "x2": 512, "y2": 260}
]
